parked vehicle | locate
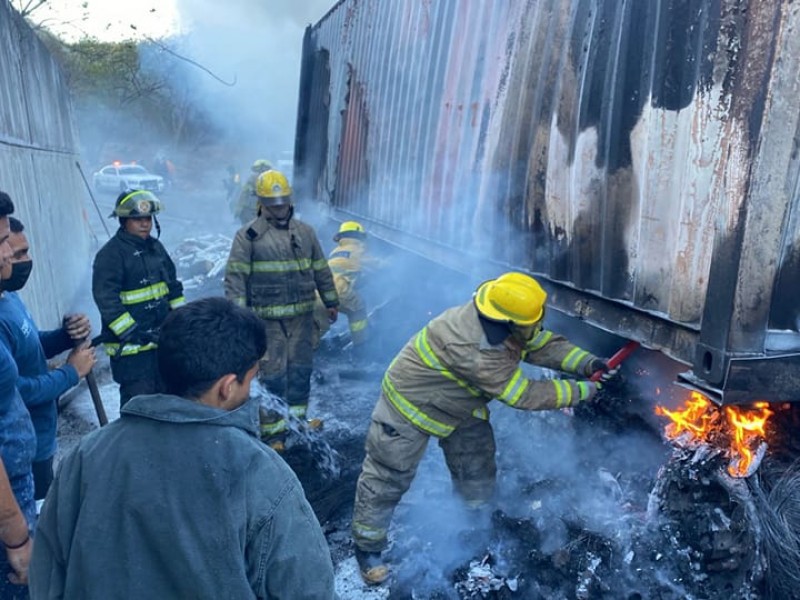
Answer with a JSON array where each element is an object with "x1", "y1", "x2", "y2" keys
[{"x1": 92, "y1": 163, "x2": 165, "y2": 193}]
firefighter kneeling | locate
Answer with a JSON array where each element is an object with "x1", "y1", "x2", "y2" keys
[
  {"x1": 224, "y1": 170, "x2": 339, "y2": 452},
  {"x1": 351, "y1": 272, "x2": 618, "y2": 584},
  {"x1": 312, "y1": 221, "x2": 375, "y2": 353}
]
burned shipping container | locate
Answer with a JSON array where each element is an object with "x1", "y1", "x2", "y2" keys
[{"x1": 295, "y1": 0, "x2": 800, "y2": 405}]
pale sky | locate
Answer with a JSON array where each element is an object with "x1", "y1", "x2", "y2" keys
[{"x1": 29, "y1": 0, "x2": 181, "y2": 41}]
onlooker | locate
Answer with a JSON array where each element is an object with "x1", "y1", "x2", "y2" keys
[
  {"x1": 0, "y1": 217, "x2": 95, "y2": 500},
  {"x1": 0, "y1": 192, "x2": 35, "y2": 598},
  {"x1": 0, "y1": 457, "x2": 33, "y2": 589},
  {"x1": 30, "y1": 297, "x2": 335, "y2": 599},
  {"x1": 92, "y1": 189, "x2": 185, "y2": 407}
]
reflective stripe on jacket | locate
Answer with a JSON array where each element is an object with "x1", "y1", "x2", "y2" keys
[
  {"x1": 381, "y1": 302, "x2": 599, "y2": 437},
  {"x1": 92, "y1": 229, "x2": 185, "y2": 355},
  {"x1": 224, "y1": 217, "x2": 338, "y2": 318}
]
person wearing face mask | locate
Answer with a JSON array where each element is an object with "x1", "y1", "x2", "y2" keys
[
  {"x1": 92, "y1": 189, "x2": 185, "y2": 408},
  {"x1": 0, "y1": 218, "x2": 96, "y2": 502},
  {"x1": 350, "y1": 272, "x2": 620, "y2": 585},
  {"x1": 225, "y1": 170, "x2": 339, "y2": 451}
]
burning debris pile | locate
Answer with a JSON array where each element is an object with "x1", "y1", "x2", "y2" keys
[
  {"x1": 656, "y1": 392, "x2": 772, "y2": 478},
  {"x1": 171, "y1": 233, "x2": 232, "y2": 296}
]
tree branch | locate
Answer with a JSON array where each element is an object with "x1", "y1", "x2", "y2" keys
[{"x1": 139, "y1": 33, "x2": 237, "y2": 87}]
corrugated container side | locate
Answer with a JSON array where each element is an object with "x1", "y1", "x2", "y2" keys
[{"x1": 297, "y1": 0, "x2": 800, "y2": 403}]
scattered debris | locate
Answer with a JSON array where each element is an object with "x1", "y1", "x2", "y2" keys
[{"x1": 172, "y1": 233, "x2": 232, "y2": 293}]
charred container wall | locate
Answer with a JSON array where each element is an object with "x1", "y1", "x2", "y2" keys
[
  {"x1": 0, "y1": 1, "x2": 93, "y2": 327},
  {"x1": 295, "y1": 0, "x2": 800, "y2": 405}
]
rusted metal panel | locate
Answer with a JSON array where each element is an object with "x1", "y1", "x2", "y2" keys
[
  {"x1": 0, "y1": 1, "x2": 92, "y2": 326},
  {"x1": 297, "y1": 0, "x2": 800, "y2": 403}
]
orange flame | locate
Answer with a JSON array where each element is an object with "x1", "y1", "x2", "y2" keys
[
  {"x1": 656, "y1": 392, "x2": 773, "y2": 477},
  {"x1": 724, "y1": 402, "x2": 772, "y2": 477}
]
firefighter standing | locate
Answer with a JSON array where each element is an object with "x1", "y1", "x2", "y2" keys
[
  {"x1": 312, "y1": 221, "x2": 378, "y2": 351},
  {"x1": 224, "y1": 170, "x2": 339, "y2": 450},
  {"x1": 351, "y1": 272, "x2": 618, "y2": 584},
  {"x1": 92, "y1": 190, "x2": 185, "y2": 407},
  {"x1": 232, "y1": 159, "x2": 272, "y2": 224}
]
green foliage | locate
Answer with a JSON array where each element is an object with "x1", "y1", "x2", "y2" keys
[{"x1": 47, "y1": 37, "x2": 219, "y2": 164}]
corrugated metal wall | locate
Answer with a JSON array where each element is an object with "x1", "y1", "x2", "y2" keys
[
  {"x1": 297, "y1": 0, "x2": 800, "y2": 384},
  {"x1": 0, "y1": 1, "x2": 93, "y2": 326}
]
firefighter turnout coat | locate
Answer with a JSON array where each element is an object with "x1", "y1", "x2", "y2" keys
[
  {"x1": 92, "y1": 228, "x2": 185, "y2": 358},
  {"x1": 352, "y1": 300, "x2": 601, "y2": 552},
  {"x1": 312, "y1": 236, "x2": 376, "y2": 347},
  {"x1": 382, "y1": 301, "x2": 600, "y2": 436},
  {"x1": 225, "y1": 217, "x2": 338, "y2": 319}
]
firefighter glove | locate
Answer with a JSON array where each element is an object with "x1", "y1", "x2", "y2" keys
[
  {"x1": 587, "y1": 357, "x2": 620, "y2": 383},
  {"x1": 577, "y1": 380, "x2": 602, "y2": 403}
]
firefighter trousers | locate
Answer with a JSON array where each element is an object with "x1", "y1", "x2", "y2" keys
[
  {"x1": 351, "y1": 393, "x2": 497, "y2": 552},
  {"x1": 259, "y1": 314, "x2": 315, "y2": 439}
]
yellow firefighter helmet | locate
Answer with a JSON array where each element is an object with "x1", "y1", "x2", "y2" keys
[
  {"x1": 251, "y1": 159, "x2": 273, "y2": 173},
  {"x1": 334, "y1": 220, "x2": 366, "y2": 242},
  {"x1": 255, "y1": 170, "x2": 292, "y2": 206},
  {"x1": 473, "y1": 272, "x2": 547, "y2": 326}
]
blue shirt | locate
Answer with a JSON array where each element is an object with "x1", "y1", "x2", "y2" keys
[
  {"x1": 0, "y1": 292, "x2": 77, "y2": 461},
  {"x1": 0, "y1": 340, "x2": 36, "y2": 526}
]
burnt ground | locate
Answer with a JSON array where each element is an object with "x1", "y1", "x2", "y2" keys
[{"x1": 61, "y1": 189, "x2": 800, "y2": 599}]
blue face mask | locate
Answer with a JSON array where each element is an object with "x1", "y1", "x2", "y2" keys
[{"x1": 2, "y1": 260, "x2": 32, "y2": 292}]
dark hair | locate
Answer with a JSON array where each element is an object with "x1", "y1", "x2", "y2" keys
[
  {"x1": 0, "y1": 192, "x2": 15, "y2": 218},
  {"x1": 157, "y1": 297, "x2": 267, "y2": 398},
  {"x1": 8, "y1": 217, "x2": 24, "y2": 233}
]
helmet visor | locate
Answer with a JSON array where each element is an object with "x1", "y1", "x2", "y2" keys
[{"x1": 110, "y1": 190, "x2": 162, "y2": 218}]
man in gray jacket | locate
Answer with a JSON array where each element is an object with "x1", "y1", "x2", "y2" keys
[{"x1": 30, "y1": 297, "x2": 335, "y2": 599}]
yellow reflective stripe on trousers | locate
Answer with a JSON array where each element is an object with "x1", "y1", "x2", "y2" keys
[
  {"x1": 109, "y1": 311, "x2": 135, "y2": 335},
  {"x1": 261, "y1": 419, "x2": 287, "y2": 435},
  {"x1": 288, "y1": 405, "x2": 307, "y2": 418},
  {"x1": 170, "y1": 296, "x2": 186, "y2": 308},
  {"x1": 525, "y1": 330, "x2": 553, "y2": 353},
  {"x1": 472, "y1": 406, "x2": 489, "y2": 420},
  {"x1": 414, "y1": 328, "x2": 482, "y2": 397},
  {"x1": 120, "y1": 282, "x2": 169, "y2": 305},
  {"x1": 350, "y1": 319, "x2": 368, "y2": 333},
  {"x1": 382, "y1": 375, "x2": 454, "y2": 437},
  {"x1": 104, "y1": 342, "x2": 158, "y2": 357},
  {"x1": 553, "y1": 379, "x2": 573, "y2": 408},
  {"x1": 227, "y1": 261, "x2": 252, "y2": 274},
  {"x1": 499, "y1": 368, "x2": 529, "y2": 406},
  {"x1": 353, "y1": 521, "x2": 387, "y2": 542},
  {"x1": 252, "y1": 258, "x2": 312, "y2": 272},
  {"x1": 253, "y1": 301, "x2": 315, "y2": 318},
  {"x1": 561, "y1": 348, "x2": 589, "y2": 372}
]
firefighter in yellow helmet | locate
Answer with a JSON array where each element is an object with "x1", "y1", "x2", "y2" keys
[
  {"x1": 312, "y1": 220, "x2": 381, "y2": 351},
  {"x1": 232, "y1": 159, "x2": 273, "y2": 224},
  {"x1": 224, "y1": 170, "x2": 339, "y2": 450},
  {"x1": 351, "y1": 272, "x2": 618, "y2": 585}
]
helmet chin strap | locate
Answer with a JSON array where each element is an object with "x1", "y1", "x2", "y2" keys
[{"x1": 153, "y1": 215, "x2": 161, "y2": 238}]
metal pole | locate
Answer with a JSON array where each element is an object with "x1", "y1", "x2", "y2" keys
[{"x1": 75, "y1": 161, "x2": 111, "y2": 238}]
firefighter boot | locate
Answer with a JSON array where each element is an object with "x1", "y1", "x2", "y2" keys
[
  {"x1": 355, "y1": 548, "x2": 389, "y2": 585},
  {"x1": 305, "y1": 418, "x2": 324, "y2": 431},
  {"x1": 259, "y1": 406, "x2": 287, "y2": 452}
]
